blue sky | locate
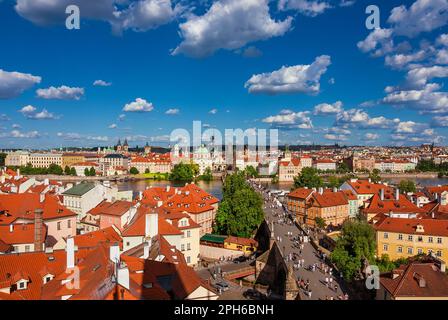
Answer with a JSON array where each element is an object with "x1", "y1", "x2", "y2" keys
[{"x1": 0, "y1": 0, "x2": 448, "y2": 149}]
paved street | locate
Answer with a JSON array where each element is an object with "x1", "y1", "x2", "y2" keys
[{"x1": 251, "y1": 181, "x2": 348, "y2": 300}]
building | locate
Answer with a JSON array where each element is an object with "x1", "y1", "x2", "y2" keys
[
  {"x1": 86, "y1": 200, "x2": 137, "y2": 232},
  {"x1": 71, "y1": 162, "x2": 100, "y2": 177},
  {"x1": 377, "y1": 257, "x2": 448, "y2": 300},
  {"x1": 0, "y1": 223, "x2": 47, "y2": 253},
  {"x1": 340, "y1": 179, "x2": 392, "y2": 207},
  {"x1": 28, "y1": 153, "x2": 62, "y2": 168},
  {"x1": 374, "y1": 159, "x2": 417, "y2": 172},
  {"x1": 224, "y1": 236, "x2": 258, "y2": 255},
  {"x1": 278, "y1": 158, "x2": 301, "y2": 182},
  {"x1": 5, "y1": 151, "x2": 30, "y2": 167},
  {"x1": 62, "y1": 182, "x2": 106, "y2": 223},
  {"x1": 313, "y1": 159, "x2": 336, "y2": 171},
  {"x1": 375, "y1": 217, "x2": 448, "y2": 263},
  {"x1": 62, "y1": 153, "x2": 86, "y2": 168},
  {"x1": 344, "y1": 155, "x2": 375, "y2": 172},
  {"x1": 287, "y1": 187, "x2": 349, "y2": 227},
  {"x1": 0, "y1": 193, "x2": 76, "y2": 243},
  {"x1": 100, "y1": 154, "x2": 129, "y2": 175}
]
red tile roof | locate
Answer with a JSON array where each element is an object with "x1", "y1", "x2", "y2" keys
[
  {"x1": 374, "y1": 217, "x2": 448, "y2": 237},
  {"x1": 74, "y1": 227, "x2": 122, "y2": 249},
  {"x1": 346, "y1": 180, "x2": 392, "y2": 195},
  {"x1": 88, "y1": 200, "x2": 134, "y2": 217},
  {"x1": 0, "y1": 223, "x2": 47, "y2": 245}
]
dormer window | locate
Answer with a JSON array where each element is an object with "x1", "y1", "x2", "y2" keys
[
  {"x1": 416, "y1": 224, "x2": 424, "y2": 233},
  {"x1": 16, "y1": 279, "x2": 28, "y2": 290}
]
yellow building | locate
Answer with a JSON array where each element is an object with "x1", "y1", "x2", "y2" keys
[
  {"x1": 62, "y1": 153, "x2": 86, "y2": 168},
  {"x1": 223, "y1": 236, "x2": 258, "y2": 255},
  {"x1": 375, "y1": 217, "x2": 448, "y2": 263}
]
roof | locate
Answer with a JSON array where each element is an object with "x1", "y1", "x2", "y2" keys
[
  {"x1": 288, "y1": 188, "x2": 313, "y2": 199},
  {"x1": 0, "y1": 223, "x2": 47, "y2": 245},
  {"x1": 74, "y1": 227, "x2": 122, "y2": 249},
  {"x1": 374, "y1": 217, "x2": 448, "y2": 237},
  {"x1": 364, "y1": 191, "x2": 424, "y2": 215},
  {"x1": 88, "y1": 201, "x2": 134, "y2": 217},
  {"x1": 0, "y1": 193, "x2": 77, "y2": 224},
  {"x1": 62, "y1": 182, "x2": 95, "y2": 196},
  {"x1": 380, "y1": 261, "x2": 448, "y2": 298},
  {"x1": 346, "y1": 180, "x2": 392, "y2": 195},
  {"x1": 200, "y1": 234, "x2": 227, "y2": 243},
  {"x1": 288, "y1": 188, "x2": 348, "y2": 207},
  {"x1": 225, "y1": 236, "x2": 258, "y2": 247}
]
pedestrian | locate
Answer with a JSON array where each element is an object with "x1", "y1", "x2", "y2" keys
[
  {"x1": 325, "y1": 277, "x2": 329, "y2": 287},
  {"x1": 329, "y1": 277, "x2": 333, "y2": 285},
  {"x1": 334, "y1": 284, "x2": 338, "y2": 292}
]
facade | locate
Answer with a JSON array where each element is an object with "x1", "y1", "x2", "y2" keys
[
  {"x1": 62, "y1": 153, "x2": 86, "y2": 168},
  {"x1": 345, "y1": 156, "x2": 375, "y2": 172},
  {"x1": 5, "y1": 151, "x2": 30, "y2": 167},
  {"x1": 375, "y1": 217, "x2": 448, "y2": 263},
  {"x1": 278, "y1": 158, "x2": 301, "y2": 182},
  {"x1": 71, "y1": 162, "x2": 100, "y2": 176},
  {"x1": 28, "y1": 153, "x2": 63, "y2": 168},
  {"x1": 313, "y1": 159, "x2": 336, "y2": 171},
  {"x1": 287, "y1": 188, "x2": 349, "y2": 227}
]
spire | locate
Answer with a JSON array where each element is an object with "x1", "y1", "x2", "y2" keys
[
  {"x1": 117, "y1": 139, "x2": 121, "y2": 146},
  {"x1": 123, "y1": 138, "x2": 128, "y2": 146}
]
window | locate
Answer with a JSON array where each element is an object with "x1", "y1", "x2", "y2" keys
[
  {"x1": 181, "y1": 244, "x2": 185, "y2": 251},
  {"x1": 417, "y1": 236, "x2": 423, "y2": 242},
  {"x1": 383, "y1": 244, "x2": 388, "y2": 251},
  {"x1": 186, "y1": 256, "x2": 191, "y2": 264},
  {"x1": 397, "y1": 246, "x2": 403, "y2": 253},
  {"x1": 398, "y1": 234, "x2": 403, "y2": 240},
  {"x1": 126, "y1": 242, "x2": 130, "y2": 247},
  {"x1": 437, "y1": 237, "x2": 443, "y2": 244},
  {"x1": 383, "y1": 232, "x2": 389, "y2": 239},
  {"x1": 417, "y1": 248, "x2": 423, "y2": 255},
  {"x1": 429, "y1": 237, "x2": 433, "y2": 243},
  {"x1": 187, "y1": 230, "x2": 191, "y2": 238},
  {"x1": 407, "y1": 247, "x2": 413, "y2": 255},
  {"x1": 408, "y1": 235, "x2": 413, "y2": 241},
  {"x1": 67, "y1": 220, "x2": 71, "y2": 228},
  {"x1": 18, "y1": 281, "x2": 26, "y2": 289},
  {"x1": 25, "y1": 245, "x2": 30, "y2": 252},
  {"x1": 436, "y1": 250, "x2": 442, "y2": 257},
  {"x1": 57, "y1": 222, "x2": 61, "y2": 231},
  {"x1": 187, "y1": 243, "x2": 191, "y2": 250}
]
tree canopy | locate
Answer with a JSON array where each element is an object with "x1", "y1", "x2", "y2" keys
[
  {"x1": 293, "y1": 167, "x2": 323, "y2": 190},
  {"x1": 169, "y1": 163, "x2": 198, "y2": 182},
  {"x1": 214, "y1": 172, "x2": 264, "y2": 238},
  {"x1": 398, "y1": 180, "x2": 416, "y2": 194},
  {"x1": 331, "y1": 220, "x2": 376, "y2": 281}
]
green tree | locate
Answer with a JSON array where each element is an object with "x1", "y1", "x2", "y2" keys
[
  {"x1": 326, "y1": 176, "x2": 340, "y2": 189},
  {"x1": 89, "y1": 167, "x2": 96, "y2": 176},
  {"x1": 169, "y1": 163, "x2": 196, "y2": 182},
  {"x1": 368, "y1": 168, "x2": 382, "y2": 183},
  {"x1": 130, "y1": 167, "x2": 139, "y2": 175},
  {"x1": 70, "y1": 167, "x2": 77, "y2": 176},
  {"x1": 0, "y1": 153, "x2": 7, "y2": 166},
  {"x1": 244, "y1": 165, "x2": 259, "y2": 178},
  {"x1": 331, "y1": 220, "x2": 376, "y2": 281},
  {"x1": 64, "y1": 165, "x2": 71, "y2": 175},
  {"x1": 145, "y1": 168, "x2": 150, "y2": 174},
  {"x1": 336, "y1": 162, "x2": 350, "y2": 173},
  {"x1": 293, "y1": 167, "x2": 323, "y2": 190},
  {"x1": 271, "y1": 174, "x2": 279, "y2": 184},
  {"x1": 214, "y1": 172, "x2": 264, "y2": 238},
  {"x1": 315, "y1": 217, "x2": 326, "y2": 229},
  {"x1": 48, "y1": 163, "x2": 63, "y2": 175},
  {"x1": 84, "y1": 168, "x2": 90, "y2": 176},
  {"x1": 398, "y1": 180, "x2": 416, "y2": 194},
  {"x1": 199, "y1": 167, "x2": 213, "y2": 182}
]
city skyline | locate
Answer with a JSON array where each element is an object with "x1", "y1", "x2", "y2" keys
[{"x1": 1, "y1": 0, "x2": 448, "y2": 149}]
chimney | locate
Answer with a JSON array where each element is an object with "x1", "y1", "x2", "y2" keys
[
  {"x1": 17, "y1": 168, "x2": 20, "y2": 177},
  {"x1": 9, "y1": 224, "x2": 13, "y2": 233},
  {"x1": 66, "y1": 237, "x2": 75, "y2": 269},
  {"x1": 368, "y1": 178, "x2": 371, "y2": 183},
  {"x1": 34, "y1": 209, "x2": 43, "y2": 252},
  {"x1": 39, "y1": 193, "x2": 45, "y2": 203},
  {"x1": 157, "y1": 200, "x2": 163, "y2": 208},
  {"x1": 109, "y1": 243, "x2": 120, "y2": 264},
  {"x1": 138, "y1": 191, "x2": 143, "y2": 201},
  {"x1": 166, "y1": 185, "x2": 170, "y2": 192},
  {"x1": 395, "y1": 188, "x2": 400, "y2": 201},
  {"x1": 145, "y1": 213, "x2": 158, "y2": 239},
  {"x1": 0, "y1": 176, "x2": 5, "y2": 183},
  {"x1": 318, "y1": 187, "x2": 323, "y2": 195},
  {"x1": 333, "y1": 187, "x2": 337, "y2": 193},
  {"x1": 117, "y1": 262, "x2": 130, "y2": 290},
  {"x1": 380, "y1": 188, "x2": 385, "y2": 201},
  {"x1": 143, "y1": 241, "x2": 150, "y2": 259},
  {"x1": 44, "y1": 178, "x2": 49, "y2": 186}
]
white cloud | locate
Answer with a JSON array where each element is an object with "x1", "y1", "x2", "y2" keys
[
  {"x1": 335, "y1": 108, "x2": 399, "y2": 129},
  {"x1": 36, "y1": 85, "x2": 84, "y2": 100},
  {"x1": 208, "y1": 108, "x2": 218, "y2": 114},
  {"x1": 437, "y1": 33, "x2": 448, "y2": 46},
  {"x1": 6, "y1": 130, "x2": 40, "y2": 138},
  {"x1": 57, "y1": 132, "x2": 109, "y2": 142},
  {"x1": 0, "y1": 69, "x2": 41, "y2": 99},
  {"x1": 15, "y1": 0, "x2": 181, "y2": 34},
  {"x1": 165, "y1": 108, "x2": 180, "y2": 115},
  {"x1": 395, "y1": 121, "x2": 418, "y2": 133},
  {"x1": 123, "y1": 98, "x2": 154, "y2": 112},
  {"x1": 172, "y1": 0, "x2": 292, "y2": 58},
  {"x1": 108, "y1": 123, "x2": 117, "y2": 129},
  {"x1": 432, "y1": 115, "x2": 448, "y2": 127},
  {"x1": 93, "y1": 79, "x2": 112, "y2": 86},
  {"x1": 12, "y1": 124, "x2": 21, "y2": 129},
  {"x1": 278, "y1": 0, "x2": 332, "y2": 17},
  {"x1": 118, "y1": 114, "x2": 126, "y2": 121},
  {"x1": 240, "y1": 46, "x2": 263, "y2": 58},
  {"x1": 313, "y1": 101, "x2": 343, "y2": 115},
  {"x1": 357, "y1": 28, "x2": 394, "y2": 56},
  {"x1": 262, "y1": 110, "x2": 313, "y2": 129},
  {"x1": 19, "y1": 105, "x2": 58, "y2": 120},
  {"x1": 388, "y1": 0, "x2": 448, "y2": 38},
  {"x1": 245, "y1": 55, "x2": 331, "y2": 95},
  {"x1": 364, "y1": 133, "x2": 379, "y2": 140},
  {"x1": 324, "y1": 134, "x2": 347, "y2": 141},
  {"x1": 385, "y1": 50, "x2": 427, "y2": 69}
]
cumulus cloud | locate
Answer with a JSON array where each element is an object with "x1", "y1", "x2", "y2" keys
[
  {"x1": 165, "y1": 108, "x2": 180, "y2": 115},
  {"x1": 313, "y1": 101, "x2": 343, "y2": 115},
  {"x1": 123, "y1": 98, "x2": 154, "y2": 112},
  {"x1": 208, "y1": 108, "x2": 218, "y2": 114},
  {"x1": 57, "y1": 132, "x2": 109, "y2": 142},
  {"x1": 384, "y1": 50, "x2": 427, "y2": 69},
  {"x1": 15, "y1": 0, "x2": 181, "y2": 34},
  {"x1": 432, "y1": 115, "x2": 448, "y2": 127},
  {"x1": 262, "y1": 110, "x2": 313, "y2": 129},
  {"x1": 245, "y1": 55, "x2": 331, "y2": 95},
  {"x1": 387, "y1": 0, "x2": 448, "y2": 38},
  {"x1": 278, "y1": 0, "x2": 332, "y2": 17},
  {"x1": 36, "y1": 85, "x2": 84, "y2": 100},
  {"x1": 4, "y1": 130, "x2": 40, "y2": 138},
  {"x1": 19, "y1": 105, "x2": 59, "y2": 120},
  {"x1": 93, "y1": 79, "x2": 112, "y2": 86},
  {"x1": 108, "y1": 123, "x2": 117, "y2": 129},
  {"x1": 240, "y1": 46, "x2": 263, "y2": 58},
  {"x1": 364, "y1": 133, "x2": 379, "y2": 140},
  {"x1": 324, "y1": 134, "x2": 347, "y2": 141},
  {"x1": 172, "y1": 0, "x2": 292, "y2": 58},
  {"x1": 335, "y1": 108, "x2": 399, "y2": 129},
  {"x1": 0, "y1": 69, "x2": 41, "y2": 99},
  {"x1": 357, "y1": 28, "x2": 394, "y2": 57}
]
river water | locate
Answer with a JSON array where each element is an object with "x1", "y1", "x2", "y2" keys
[{"x1": 115, "y1": 177, "x2": 448, "y2": 200}]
